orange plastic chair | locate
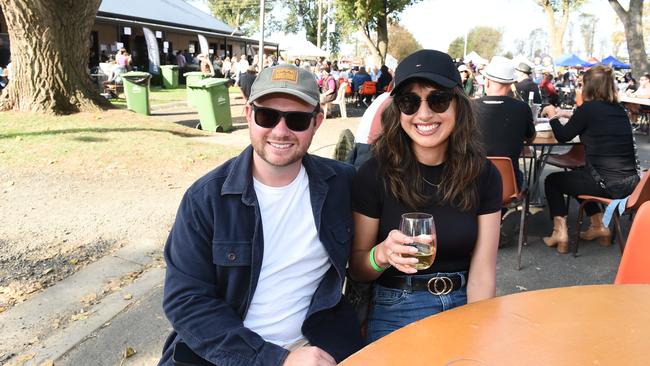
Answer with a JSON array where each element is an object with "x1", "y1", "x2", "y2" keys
[
  {"x1": 574, "y1": 171, "x2": 650, "y2": 256},
  {"x1": 488, "y1": 157, "x2": 529, "y2": 269},
  {"x1": 360, "y1": 81, "x2": 377, "y2": 96},
  {"x1": 614, "y1": 201, "x2": 650, "y2": 284}
]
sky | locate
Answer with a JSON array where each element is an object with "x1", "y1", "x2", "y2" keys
[
  {"x1": 400, "y1": 0, "x2": 623, "y2": 58},
  {"x1": 188, "y1": 0, "x2": 628, "y2": 59}
]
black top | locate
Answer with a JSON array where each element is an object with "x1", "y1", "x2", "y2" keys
[
  {"x1": 476, "y1": 96, "x2": 536, "y2": 170},
  {"x1": 550, "y1": 100, "x2": 637, "y2": 181},
  {"x1": 352, "y1": 158, "x2": 502, "y2": 276},
  {"x1": 238, "y1": 72, "x2": 257, "y2": 99},
  {"x1": 515, "y1": 78, "x2": 542, "y2": 104},
  {"x1": 376, "y1": 72, "x2": 393, "y2": 93}
]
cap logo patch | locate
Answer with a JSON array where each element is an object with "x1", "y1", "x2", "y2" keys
[
  {"x1": 271, "y1": 68, "x2": 298, "y2": 83},
  {"x1": 416, "y1": 64, "x2": 422, "y2": 67}
]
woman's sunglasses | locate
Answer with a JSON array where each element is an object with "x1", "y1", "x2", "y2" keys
[
  {"x1": 251, "y1": 105, "x2": 317, "y2": 132},
  {"x1": 394, "y1": 90, "x2": 454, "y2": 115}
]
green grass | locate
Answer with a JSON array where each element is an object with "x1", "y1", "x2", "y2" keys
[
  {"x1": 0, "y1": 110, "x2": 241, "y2": 175},
  {"x1": 108, "y1": 85, "x2": 242, "y2": 109}
]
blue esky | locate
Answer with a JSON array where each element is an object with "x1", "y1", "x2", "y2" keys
[{"x1": 188, "y1": 0, "x2": 627, "y2": 59}]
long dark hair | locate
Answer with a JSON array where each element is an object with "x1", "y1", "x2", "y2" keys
[{"x1": 373, "y1": 81, "x2": 485, "y2": 211}]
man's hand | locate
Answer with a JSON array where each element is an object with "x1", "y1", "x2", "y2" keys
[{"x1": 283, "y1": 346, "x2": 336, "y2": 366}]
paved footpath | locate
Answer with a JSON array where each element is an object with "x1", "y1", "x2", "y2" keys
[{"x1": 3, "y1": 101, "x2": 650, "y2": 365}]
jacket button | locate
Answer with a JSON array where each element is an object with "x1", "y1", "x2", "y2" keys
[{"x1": 227, "y1": 252, "x2": 236, "y2": 261}]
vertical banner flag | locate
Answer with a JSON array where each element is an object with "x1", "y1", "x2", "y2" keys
[
  {"x1": 142, "y1": 27, "x2": 160, "y2": 75},
  {"x1": 198, "y1": 34, "x2": 209, "y2": 55}
]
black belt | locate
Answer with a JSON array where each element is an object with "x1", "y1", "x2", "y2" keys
[{"x1": 376, "y1": 274, "x2": 464, "y2": 295}]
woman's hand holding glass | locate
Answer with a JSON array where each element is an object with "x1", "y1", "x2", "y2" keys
[{"x1": 374, "y1": 230, "x2": 421, "y2": 274}]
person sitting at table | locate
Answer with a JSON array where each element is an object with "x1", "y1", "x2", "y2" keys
[
  {"x1": 626, "y1": 73, "x2": 650, "y2": 98},
  {"x1": 541, "y1": 65, "x2": 640, "y2": 254},
  {"x1": 352, "y1": 66, "x2": 372, "y2": 106},
  {"x1": 348, "y1": 49, "x2": 502, "y2": 343},
  {"x1": 623, "y1": 73, "x2": 650, "y2": 123},
  {"x1": 540, "y1": 72, "x2": 559, "y2": 106},
  {"x1": 476, "y1": 56, "x2": 536, "y2": 190}
]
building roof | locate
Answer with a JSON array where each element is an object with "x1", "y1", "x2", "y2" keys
[{"x1": 98, "y1": 0, "x2": 239, "y2": 36}]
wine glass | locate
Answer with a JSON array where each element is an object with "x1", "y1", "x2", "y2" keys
[{"x1": 399, "y1": 212, "x2": 436, "y2": 270}]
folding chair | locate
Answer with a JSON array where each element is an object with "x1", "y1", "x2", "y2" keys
[
  {"x1": 614, "y1": 201, "x2": 650, "y2": 284},
  {"x1": 488, "y1": 156, "x2": 530, "y2": 269},
  {"x1": 574, "y1": 171, "x2": 650, "y2": 256}
]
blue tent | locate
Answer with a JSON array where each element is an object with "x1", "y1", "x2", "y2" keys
[
  {"x1": 599, "y1": 55, "x2": 631, "y2": 69},
  {"x1": 555, "y1": 53, "x2": 590, "y2": 67}
]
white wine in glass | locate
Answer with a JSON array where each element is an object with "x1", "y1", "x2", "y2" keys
[{"x1": 399, "y1": 212, "x2": 436, "y2": 270}]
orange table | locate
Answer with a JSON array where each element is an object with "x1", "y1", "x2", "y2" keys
[{"x1": 340, "y1": 285, "x2": 650, "y2": 365}]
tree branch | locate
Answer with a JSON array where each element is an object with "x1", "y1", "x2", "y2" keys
[{"x1": 608, "y1": 0, "x2": 628, "y2": 20}]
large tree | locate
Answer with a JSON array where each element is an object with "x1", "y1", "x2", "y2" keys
[
  {"x1": 447, "y1": 26, "x2": 503, "y2": 60},
  {"x1": 0, "y1": 0, "x2": 111, "y2": 114},
  {"x1": 535, "y1": 0, "x2": 585, "y2": 58},
  {"x1": 335, "y1": 0, "x2": 421, "y2": 65},
  {"x1": 387, "y1": 22, "x2": 421, "y2": 62},
  {"x1": 578, "y1": 13, "x2": 597, "y2": 57},
  {"x1": 609, "y1": 0, "x2": 650, "y2": 80},
  {"x1": 207, "y1": 0, "x2": 271, "y2": 36},
  {"x1": 280, "y1": 0, "x2": 343, "y2": 55}
]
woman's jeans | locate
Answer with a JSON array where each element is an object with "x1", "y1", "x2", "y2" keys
[{"x1": 366, "y1": 272, "x2": 467, "y2": 343}]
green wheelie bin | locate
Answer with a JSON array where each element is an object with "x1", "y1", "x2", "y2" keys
[
  {"x1": 160, "y1": 65, "x2": 179, "y2": 89},
  {"x1": 122, "y1": 71, "x2": 151, "y2": 115},
  {"x1": 184, "y1": 71, "x2": 207, "y2": 107},
  {"x1": 188, "y1": 78, "x2": 233, "y2": 132}
]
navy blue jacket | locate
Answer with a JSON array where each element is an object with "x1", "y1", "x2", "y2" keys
[{"x1": 159, "y1": 146, "x2": 363, "y2": 366}]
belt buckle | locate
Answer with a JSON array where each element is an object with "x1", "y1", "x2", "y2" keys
[{"x1": 427, "y1": 276, "x2": 453, "y2": 295}]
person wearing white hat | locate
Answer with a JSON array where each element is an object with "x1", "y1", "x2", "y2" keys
[
  {"x1": 476, "y1": 56, "x2": 536, "y2": 189},
  {"x1": 457, "y1": 64, "x2": 475, "y2": 96}
]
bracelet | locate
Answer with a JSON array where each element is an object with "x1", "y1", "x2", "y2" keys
[{"x1": 369, "y1": 246, "x2": 387, "y2": 272}]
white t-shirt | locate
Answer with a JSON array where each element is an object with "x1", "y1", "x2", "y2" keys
[{"x1": 244, "y1": 165, "x2": 330, "y2": 346}]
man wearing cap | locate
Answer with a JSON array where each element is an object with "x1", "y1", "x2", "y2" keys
[
  {"x1": 514, "y1": 62, "x2": 542, "y2": 104},
  {"x1": 476, "y1": 56, "x2": 536, "y2": 189},
  {"x1": 159, "y1": 64, "x2": 363, "y2": 366}
]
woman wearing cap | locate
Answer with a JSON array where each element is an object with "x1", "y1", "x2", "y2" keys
[
  {"x1": 540, "y1": 65, "x2": 639, "y2": 253},
  {"x1": 348, "y1": 49, "x2": 502, "y2": 342}
]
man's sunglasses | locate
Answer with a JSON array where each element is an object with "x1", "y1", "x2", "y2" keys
[
  {"x1": 394, "y1": 90, "x2": 454, "y2": 115},
  {"x1": 251, "y1": 105, "x2": 317, "y2": 132}
]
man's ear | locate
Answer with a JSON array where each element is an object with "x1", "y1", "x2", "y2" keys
[
  {"x1": 244, "y1": 104, "x2": 254, "y2": 127},
  {"x1": 313, "y1": 110, "x2": 324, "y2": 132}
]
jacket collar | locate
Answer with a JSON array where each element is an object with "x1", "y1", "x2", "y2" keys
[{"x1": 221, "y1": 145, "x2": 337, "y2": 201}]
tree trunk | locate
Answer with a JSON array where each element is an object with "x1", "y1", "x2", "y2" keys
[
  {"x1": 357, "y1": 24, "x2": 381, "y2": 66},
  {"x1": 0, "y1": 0, "x2": 111, "y2": 114},
  {"x1": 375, "y1": 2, "x2": 388, "y2": 65},
  {"x1": 541, "y1": 0, "x2": 570, "y2": 59},
  {"x1": 609, "y1": 0, "x2": 650, "y2": 80}
]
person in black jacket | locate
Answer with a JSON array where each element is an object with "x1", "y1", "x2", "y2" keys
[
  {"x1": 514, "y1": 62, "x2": 542, "y2": 104},
  {"x1": 375, "y1": 65, "x2": 393, "y2": 95},
  {"x1": 540, "y1": 65, "x2": 639, "y2": 254}
]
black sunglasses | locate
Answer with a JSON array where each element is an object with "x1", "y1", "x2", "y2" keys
[
  {"x1": 394, "y1": 90, "x2": 454, "y2": 115},
  {"x1": 251, "y1": 105, "x2": 317, "y2": 132}
]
